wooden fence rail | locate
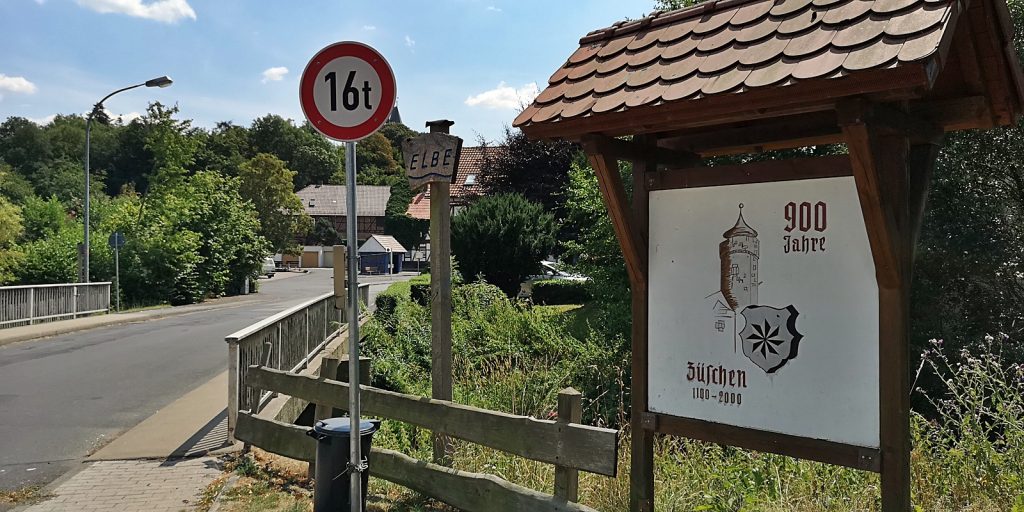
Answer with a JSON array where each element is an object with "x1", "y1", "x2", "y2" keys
[
  {"x1": 235, "y1": 412, "x2": 602, "y2": 512},
  {"x1": 246, "y1": 366, "x2": 619, "y2": 476}
]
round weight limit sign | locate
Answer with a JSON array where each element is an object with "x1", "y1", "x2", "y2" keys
[{"x1": 300, "y1": 41, "x2": 396, "y2": 142}]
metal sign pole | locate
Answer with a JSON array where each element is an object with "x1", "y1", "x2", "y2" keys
[
  {"x1": 345, "y1": 140, "x2": 363, "y2": 512},
  {"x1": 114, "y1": 247, "x2": 120, "y2": 312}
]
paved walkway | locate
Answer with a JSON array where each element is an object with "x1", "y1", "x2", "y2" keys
[{"x1": 22, "y1": 458, "x2": 223, "y2": 512}]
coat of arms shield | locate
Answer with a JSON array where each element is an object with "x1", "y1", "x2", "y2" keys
[{"x1": 739, "y1": 305, "x2": 802, "y2": 373}]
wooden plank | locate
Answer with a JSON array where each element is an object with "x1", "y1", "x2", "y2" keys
[
  {"x1": 657, "y1": 111, "x2": 843, "y2": 157},
  {"x1": 553, "y1": 388, "x2": 582, "y2": 502},
  {"x1": 630, "y1": 136, "x2": 655, "y2": 512},
  {"x1": 909, "y1": 96, "x2": 994, "y2": 131},
  {"x1": 908, "y1": 143, "x2": 940, "y2": 259},
  {"x1": 651, "y1": 413, "x2": 881, "y2": 473},
  {"x1": 582, "y1": 134, "x2": 698, "y2": 168},
  {"x1": 879, "y1": 283, "x2": 912, "y2": 512},
  {"x1": 839, "y1": 100, "x2": 916, "y2": 511},
  {"x1": 235, "y1": 413, "x2": 603, "y2": 512},
  {"x1": 583, "y1": 138, "x2": 647, "y2": 287},
  {"x1": 428, "y1": 120, "x2": 455, "y2": 466},
  {"x1": 838, "y1": 102, "x2": 906, "y2": 289},
  {"x1": 246, "y1": 366, "x2": 619, "y2": 476},
  {"x1": 648, "y1": 155, "x2": 853, "y2": 191}
]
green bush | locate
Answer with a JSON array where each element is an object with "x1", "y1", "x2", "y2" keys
[
  {"x1": 531, "y1": 279, "x2": 591, "y2": 305},
  {"x1": 374, "y1": 291, "x2": 400, "y2": 326},
  {"x1": 410, "y1": 283, "x2": 430, "y2": 306},
  {"x1": 451, "y1": 194, "x2": 558, "y2": 296}
]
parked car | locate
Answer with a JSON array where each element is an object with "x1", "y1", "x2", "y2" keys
[
  {"x1": 261, "y1": 257, "x2": 276, "y2": 278},
  {"x1": 518, "y1": 261, "x2": 588, "y2": 299}
]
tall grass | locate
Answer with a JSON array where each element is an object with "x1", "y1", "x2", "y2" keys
[{"x1": 362, "y1": 280, "x2": 1024, "y2": 511}]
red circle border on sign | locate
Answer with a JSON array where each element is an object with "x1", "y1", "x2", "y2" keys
[{"x1": 299, "y1": 41, "x2": 397, "y2": 142}]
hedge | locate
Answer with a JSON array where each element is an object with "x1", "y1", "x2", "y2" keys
[{"x1": 531, "y1": 279, "x2": 591, "y2": 305}]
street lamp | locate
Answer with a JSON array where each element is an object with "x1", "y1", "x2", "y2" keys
[{"x1": 82, "y1": 76, "x2": 173, "y2": 283}]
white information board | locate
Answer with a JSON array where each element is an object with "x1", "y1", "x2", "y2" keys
[{"x1": 648, "y1": 176, "x2": 879, "y2": 448}]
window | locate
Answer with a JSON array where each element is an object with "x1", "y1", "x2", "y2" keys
[{"x1": 464, "y1": 174, "x2": 477, "y2": 185}]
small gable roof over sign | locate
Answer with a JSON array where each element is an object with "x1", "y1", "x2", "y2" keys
[
  {"x1": 358, "y1": 234, "x2": 408, "y2": 254},
  {"x1": 514, "y1": 0, "x2": 1024, "y2": 140}
]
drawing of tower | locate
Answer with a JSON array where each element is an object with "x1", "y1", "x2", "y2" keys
[{"x1": 720, "y1": 204, "x2": 759, "y2": 310}]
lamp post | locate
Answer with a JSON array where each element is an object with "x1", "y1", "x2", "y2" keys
[{"x1": 82, "y1": 76, "x2": 173, "y2": 283}]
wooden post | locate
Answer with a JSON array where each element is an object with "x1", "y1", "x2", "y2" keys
[
  {"x1": 583, "y1": 135, "x2": 657, "y2": 512},
  {"x1": 428, "y1": 119, "x2": 455, "y2": 466},
  {"x1": 338, "y1": 354, "x2": 371, "y2": 386},
  {"x1": 333, "y1": 245, "x2": 346, "y2": 313},
  {"x1": 316, "y1": 356, "x2": 342, "y2": 419},
  {"x1": 630, "y1": 136, "x2": 655, "y2": 512},
  {"x1": 554, "y1": 388, "x2": 583, "y2": 502},
  {"x1": 838, "y1": 100, "x2": 935, "y2": 512}
]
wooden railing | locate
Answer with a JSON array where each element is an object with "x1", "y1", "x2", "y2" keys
[
  {"x1": 0, "y1": 282, "x2": 111, "y2": 329},
  {"x1": 235, "y1": 366, "x2": 619, "y2": 512},
  {"x1": 225, "y1": 284, "x2": 370, "y2": 438}
]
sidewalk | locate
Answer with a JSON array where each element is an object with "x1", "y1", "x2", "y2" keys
[
  {"x1": 0, "y1": 270, "x2": 314, "y2": 348},
  {"x1": 15, "y1": 372, "x2": 238, "y2": 512},
  {"x1": 20, "y1": 458, "x2": 224, "y2": 512},
  {"x1": 0, "y1": 294, "x2": 251, "y2": 348}
]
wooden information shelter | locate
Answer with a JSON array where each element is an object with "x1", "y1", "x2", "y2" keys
[{"x1": 515, "y1": 0, "x2": 1024, "y2": 510}]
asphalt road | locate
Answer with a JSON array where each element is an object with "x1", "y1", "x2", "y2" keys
[{"x1": 0, "y1": 269, "x2": 407, "y2": 494}]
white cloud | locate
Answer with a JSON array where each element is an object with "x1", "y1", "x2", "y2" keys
[
  {"x1": 0, "y1": 74, "x2": 38, "y2": 95},
  {"x1": 405, "y1": 35, "x2": 415, "y2": 47},
  {"x1": 486, "y1": 5, "x2": 502, "y2": 11},
  {"x1": 363, "y1": 25, "x2": 376, "y2": 30},
  {"x1": 111, "y1": 110, "x2": 142, "y2": 123},
  {"x1": 465, "y1": 82, "x2": 539, "y2": 110},
  {"x1": 74, "y1": 0, "x2": 196, "y2": 23},
  {"x1": 261, "y1": 66, "x2": 289, "y2": 84},
  {"x1": 29, "y1": 114, "x2": 56, "y2": 125}
]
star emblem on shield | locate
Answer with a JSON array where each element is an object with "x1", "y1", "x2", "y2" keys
[{"x1": 739, "y1": 305, "x2": 802, "y2": 373}]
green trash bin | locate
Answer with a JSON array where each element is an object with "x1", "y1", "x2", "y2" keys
[{"x1": 307, "y1": 418, "x2": 381, "y2": 511}]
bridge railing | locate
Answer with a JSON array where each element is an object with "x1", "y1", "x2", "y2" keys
[
  {"x1": 225, "y1": 283, "x2": 369, "y2": 437},
  {"x1": 0, "y1": 282, "x2": 112, "y2": 330}
]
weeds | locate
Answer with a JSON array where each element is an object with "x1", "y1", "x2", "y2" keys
[
  {"x1": 358, "y1": 280, "x2": 1024, "y2": 511},
  {"x1": 0, "y1": 485, "x2": 48, "y2": 505}
]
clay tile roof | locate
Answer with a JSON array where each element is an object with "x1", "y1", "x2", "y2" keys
[
  {"x1": 405, "y1": 145, "x2": 504, "y2": 220},
  {"x1": 515, "y1": 0, "x2": 1024, "y2": 139}
]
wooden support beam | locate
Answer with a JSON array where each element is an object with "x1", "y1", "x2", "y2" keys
[
  {"x1": 908, "y1": 143, "x2": 940, "y2": 259},
  {"x1": 651, "y1": 413, "x2": 881, "y2": 472},
  {"x1": 647, "y1": 154, "x2": 853, "y2": 191},
  {"x1": 908, "y1": 96, "x2": 994, "y2": 131},
  {"x1": 838, "y1": 99, "x2": 926, "y2": 512},
  {"x1": 582, "y1": 136, "x2": 648, "y2": 287},
  {"x1": 838, "y1": 101, "x2": 910, "y2": 289},
  {"x1": 629, "y1": 136, "x2": 654, "y2": 512},
  {"x1": 657, "y1": 111, "x2": 843, "y2": 157},
  {"x1": 583, "y1": 134, "x2": 698, "y2": 169}
]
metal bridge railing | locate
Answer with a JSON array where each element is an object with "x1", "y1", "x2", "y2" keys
[
  {"x1": 225, "y1": 283, "x2": 369, "y2": 437},
  {"x1": 0, "y1": 282, "x2": 112, "y2": 329}
]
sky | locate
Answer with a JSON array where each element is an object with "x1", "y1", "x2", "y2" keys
[{"x1": 0, "y1": 0, "x2": 654, "y2": 144}]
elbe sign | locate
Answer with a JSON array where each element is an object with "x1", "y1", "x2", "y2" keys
[
  {"x1": 299, "y1": 41, "x2": 396, "y2": 142},
  {"x1": 402, "y1": 133, "x2": 463, "y2": 188}
]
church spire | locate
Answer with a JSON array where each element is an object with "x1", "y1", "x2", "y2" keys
[{"x1": 723, "y1": 203, "x2": 758, "y2": 238}]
